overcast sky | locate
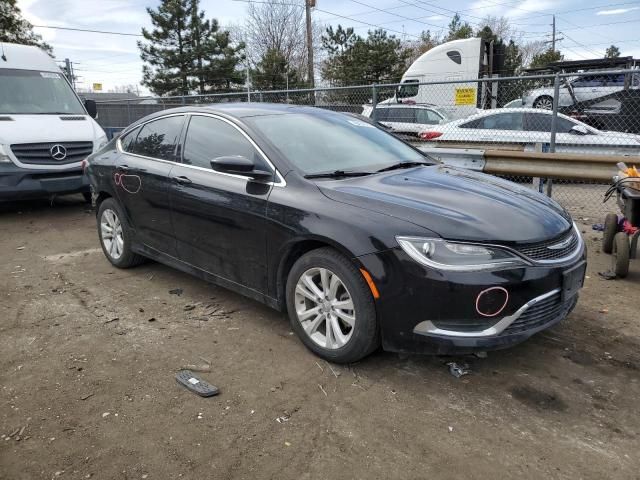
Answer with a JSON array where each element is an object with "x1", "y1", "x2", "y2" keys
[{"x1": 17, "y1": 0, "x2": 640, "y2": 93}]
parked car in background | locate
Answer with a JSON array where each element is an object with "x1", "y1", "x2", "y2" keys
[
  {"x1": 361, "y1": 103, "x2": 448, "y2": 138},
  {"x1": 0, "y1": 43, "x2": 107, "y2": 202},
  {"x1": 522, "y1": 73, "x2": 637, "y2": 110},
  {"x1": 502, "y1": 98, "x2": 523, "y2": 108},
  {"x1": 418, "y1": 108, "x2": 640, "y2": 155},
  {"x1": 87, "y1": 104, "x2": 585, "y2": 363}
]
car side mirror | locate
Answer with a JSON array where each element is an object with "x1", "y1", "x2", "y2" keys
[
  {"x1": 84, "y1": 99, "x2": 97, "y2": 119},
  {"x1": 570, "y1": 124, "x2": 589, "y2": 135},
  {"x1": 210, "y1": 155, "x2": 273, "y2": 180}
]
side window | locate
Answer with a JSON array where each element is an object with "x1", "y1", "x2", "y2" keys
[
  {"x1": 397, "y1": 79, "x2": 419, "y2": 98},
  {"x1": 524, "y1": 113, "x2": 553, "y2": 132},
  {"x1": 460, "y1": 118, "x2": 482, "y2": 129},
  {"x1": 386, "y1": 108, "x2": 415, "y2": 123},
  {"x1": 446, "y1": 51, "x2": 462, "y2": 65},
  {"x1": 607, "y1": 74, "x2": 625, "y2": 86},
  {"x1": 415, "y1": 109, "x2": 442, "y2": 124},
  {"x1": 183, "y1": 115, "x2": 268, "y2": 171},
  {"x1": 129, "y1": 116, "x2": 184, "y2": 161},
  {"x1": 556, "y1": 117, "x2": 579, "y2": 133},
  {"x1": 473, "y1": 112, "x2": 523, "y2": 131},
  {"x1": 119, "y1": 126, "x2": 141, "y2": 152}
]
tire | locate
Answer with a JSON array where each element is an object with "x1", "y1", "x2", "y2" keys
[
  {"x1": 285, "y1": 247, "x2": 380, "y2": 364},
  {"x1": 533, "y1": 96, "x2": 553, "y2": 110},
  {"x1": 602, "y1": 213, "x2": 618, "y2": 254},
  {"x1": 96, "y1": 198, "x2": 145, "y2": 268},
  {"x1": 612, "y1": 232, "x2": 630, "y2": 278}
]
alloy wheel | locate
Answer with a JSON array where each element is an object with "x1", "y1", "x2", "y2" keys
[
  {"x1": 294, "y1": 267, "x2": 356, "y2": 349},
  {"x1": 534, "y1": 97, "x2": 553, "y2": 110},
  {"x1": 100, "y1": 208, "x2": 124, "y2": 260}
]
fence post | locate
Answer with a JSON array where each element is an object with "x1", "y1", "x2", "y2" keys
[
  {"x1": 545, "y1": 73, "x2": 561, "y2": 197},
  {"x1": 371, "y1": 84, "x2": 378, "y2": 122}
]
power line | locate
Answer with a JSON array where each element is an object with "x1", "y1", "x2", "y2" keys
[
  {"x1": 32, "y1": 24, "x2": 143, "y2": 37},
  {"x1": 349, "y1": 0, "x2": 448, "y2": 30}
]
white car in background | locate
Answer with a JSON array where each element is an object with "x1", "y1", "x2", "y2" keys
[
  {"x1": 522, "y1": 73, "x2": 639, "y2": 109},
  {"x1": 361, "y1": 103, "x2": 448, "y2": 138},
  {"x1": 417, "y1": 108, "x2": 640, "y2": 156}
]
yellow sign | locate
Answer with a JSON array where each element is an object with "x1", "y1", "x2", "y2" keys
[
  {"x1": 454, "y1": 87, "x2": 476, "y2": 106},
  {"x1": 93, "y1": 83, "x2": 103, "y2": 91}
]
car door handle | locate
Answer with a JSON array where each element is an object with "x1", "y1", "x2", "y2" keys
[
  {"x1": 174, "y1": 175, "x2": 192, "y2": 185},
  {"x1": 118, "y1": 165, "x2": 130, "y2": 172}
]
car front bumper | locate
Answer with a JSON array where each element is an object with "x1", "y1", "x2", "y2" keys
[
  {"x1": 358, "y1": 245, "x2": 586, "y2": 355},
  {"x1": 0, "y1": 163, "x2": 89, "y2": 201}
]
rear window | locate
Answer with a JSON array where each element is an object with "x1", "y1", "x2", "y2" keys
[
  {"x1": 125, "y1": 116, "x2": 185, "y2": 161},
  {"x1": 461, "y1": 112, "x2": 523, "y2": 130}
]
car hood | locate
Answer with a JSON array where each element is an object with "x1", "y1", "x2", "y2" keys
[
  {"x1": 318, "y1": 165, "x2": 572, "y2": 244},
  {"x1": 0, "y1": 114, "x2": 105, "y2": 145}
]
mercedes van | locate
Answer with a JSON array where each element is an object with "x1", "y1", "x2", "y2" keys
[{"x1": 0, "y1": 43, "x2": 107, "y2": 201}]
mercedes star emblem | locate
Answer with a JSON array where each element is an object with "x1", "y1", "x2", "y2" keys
[{"x1": 50, "y1": 144, "x2": 67, "y2": 160}]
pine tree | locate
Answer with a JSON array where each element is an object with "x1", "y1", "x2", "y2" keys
[
  {"x1": 251, "y1": 48, "x2": 300, "y2": 90},
  {"x1": 447, "y1": 13, "x2": 474, "y2": 41},
  {"x1": 530, "y1": 48, "x2": 563, "y2": 69},
  {"x1": 0, "y1": 0, "x2": 52, "y2": 54},
  {"x1": 139, "y1": 0, "x2": 245, "y2": 96}
]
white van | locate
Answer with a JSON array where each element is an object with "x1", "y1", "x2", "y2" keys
[
  {"x1": 0, "y1": 43, "x2": 107, "y2": 201},
  {"x1": 382, "y1": 38, "x2": 493, "y2": 120}
]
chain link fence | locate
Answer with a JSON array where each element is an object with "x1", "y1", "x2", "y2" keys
[{"x1": 94, "y1": 70, "x2": 640, "y2": 221}]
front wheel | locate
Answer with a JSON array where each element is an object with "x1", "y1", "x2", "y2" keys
[
  {"x1": 286, "y1": 247, "x2": 379, "y2": 363},
  {"x1": 612, "y1": 232, "x2": 630, "y2": 278},
  {"x1": 602, "y1": 213, "x2": 618, "y2": 254},
  {"x1": 533, "y1": 96, "x2": 553, "y2": 110}
]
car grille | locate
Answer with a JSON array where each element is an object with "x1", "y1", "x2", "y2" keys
[
  {"x1": 10, "y1": 142, "x2": 93, "y2": 165},
  {"x1": 512, "y1": 229, "x2": 580, "y2": 261},
  {"x1": 502, "y1": 292, "x2": 577, "y2": 335}
]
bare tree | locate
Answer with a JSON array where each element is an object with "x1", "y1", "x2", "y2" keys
[
  {"x1": 520, "y1": 40, "x2": 547, "y2": 67},
  {"x1": 477, "y1": 15, "x2": 523, "y2": 43}
]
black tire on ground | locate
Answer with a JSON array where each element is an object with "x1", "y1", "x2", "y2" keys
[
  {"x1": 612, "y1": 232, "x2": 630, "y2": 278},
  {"x1": 602, "y1": 213, "x2": 618, "y2": 254},
  {"x1": 96, "y1": 197, "x2": 146, "y2": 269},
  {"x1": 82, "y1": 191, "x2": 92, "y2": 204},
  {"x1": 285, "y1": 247, "x2": 380, "y2": 364},
  {"x1": 533, "y1": 96, "x2": 553, "y2": 110}
]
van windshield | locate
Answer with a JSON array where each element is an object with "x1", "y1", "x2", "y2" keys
[{"x1": 0, "y1": 69, "x2": 85, "y2": 114}]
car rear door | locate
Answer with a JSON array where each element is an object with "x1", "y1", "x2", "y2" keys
[
  {"x1": 115, "y1": 114, "x2": 186, "y2": 256},
  {"x1": 168, "y1": 114, "x2": 274, "y2": 294}
]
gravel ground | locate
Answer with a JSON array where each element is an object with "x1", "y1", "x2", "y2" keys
[{"x1": 1, "y1": 195, "x2": 639, "y2": 480}]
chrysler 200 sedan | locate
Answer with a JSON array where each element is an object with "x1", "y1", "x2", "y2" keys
[{"x1": 86, "y1": 104, "x2": 586, "y2": 363}]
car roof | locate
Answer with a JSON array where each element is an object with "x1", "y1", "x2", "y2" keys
[{"x1": 374, "y1": 103, "x2": 438, "y2": 110}]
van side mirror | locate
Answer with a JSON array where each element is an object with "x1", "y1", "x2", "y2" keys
[
  {"x1": 84, "y1": 99, "x2": 97, "y2": 119},
  {"x1": 210, "y1": 156, "x2": 272, "y2": 180}
]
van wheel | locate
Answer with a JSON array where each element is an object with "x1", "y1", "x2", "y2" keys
[
  {"x1": 97, "y1": 198, "x2": 145, "y2": 268},
  {"x1": 286, "y1": 247, "x2": 379, "y2": 364},
  {"x1": 602, "y1": 213, "x2": 618, "y2": 254},
  {"x1": 612, "y1": 232, "x2": 630, "y2": 278},
  {"x1": 533, "y1": 96, "x2": 553, "y2": 110}
]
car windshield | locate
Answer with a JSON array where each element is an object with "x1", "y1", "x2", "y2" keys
[
  {"x1": 0, "y1": 69, "x2": 85, "y2": 114},
  {"x1": 247, "y1": 112, "x2": 430, "y2": 175}
]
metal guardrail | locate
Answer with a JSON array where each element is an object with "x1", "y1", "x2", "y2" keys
[{"x1": 415, "y1": 145, "x2": 620, "y2": 181}]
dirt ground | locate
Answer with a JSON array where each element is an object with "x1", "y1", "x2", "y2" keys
[{"x1": 1, "y1": 195, "x2": 639, "y2": 480}]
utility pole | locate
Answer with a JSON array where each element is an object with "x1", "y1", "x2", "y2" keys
[
  {"x1": 64, "y1": 58, "x2": 76, "y2": 90},
  {"x1": 551, "y1": 14, "x2": 556, "y2": 53},
  {"x1": 305, "y1": 0, "x2": 315, "y2": 88}
]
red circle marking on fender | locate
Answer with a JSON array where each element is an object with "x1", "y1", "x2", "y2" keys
[{"x1": 475, "y1": 286, "x2": 509, "y2": 317}]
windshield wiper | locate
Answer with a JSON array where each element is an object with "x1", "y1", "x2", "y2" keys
[
  {"x1": 376, "y1": 161, "x2": 430, "y2": 173},
  {"x1": 304, "y1": 170, "x2": 374, "y2": 179}
]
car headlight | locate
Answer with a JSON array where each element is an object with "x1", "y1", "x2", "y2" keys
[
  {"x1": 396, "y1": 236, "x2": 529, "y2": 271},
  {"x1": 0, "y1": 144, "x2": 12, "y2": 164}
]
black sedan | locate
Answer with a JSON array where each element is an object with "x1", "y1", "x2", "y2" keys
[{"x1": 86, "y1": 104, "x2": 586, "y2": 363}]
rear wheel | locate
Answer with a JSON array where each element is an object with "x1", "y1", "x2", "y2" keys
[
  {"x1": 97, "y1": 198, "x2": 145, "y2": 268},
  {"x1": 533, "y1": 96, "x2": 553, "y2": 110},
  {"x1": 612, "y1": 232, "x2": 630, "y2": 278},
  {"x1": 602, "y1": 213, "x2": 618, "y2": 254},
  {"x1": 286, "y1": 247, "x2": 379, "y2": 363}
]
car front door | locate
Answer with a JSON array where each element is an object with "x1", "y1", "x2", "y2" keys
[
  {"x1": 168, "y1": 114, "x2": 275, "y2": 294},
  {"x1": 115, "y1": 114, "x2": 185, "y2": 256}
]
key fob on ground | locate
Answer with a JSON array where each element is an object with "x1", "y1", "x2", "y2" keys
[{"x1": 176, "y1": 370, "x2": 220, "y2": 397}]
